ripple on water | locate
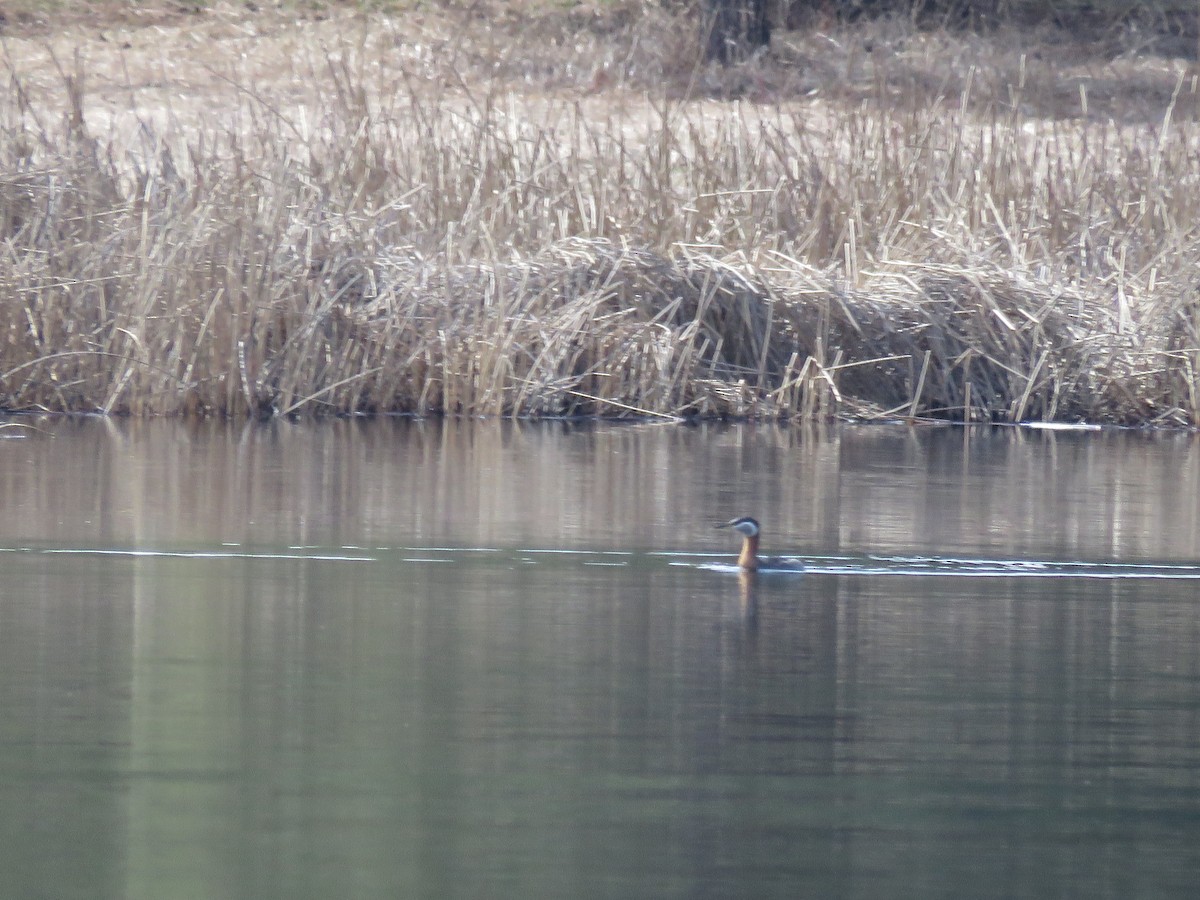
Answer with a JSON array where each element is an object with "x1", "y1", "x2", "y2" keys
[
  {"x1": 6, "y1": 545, "x2": 1200, "y2": 580},
  {"x1": 690, "y1": 554, "x2": 1200, "y2": 580}
]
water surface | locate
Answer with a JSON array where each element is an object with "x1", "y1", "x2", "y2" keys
[{"x1": 2, "y1": 419, "x2": 1200, "y2": 898}]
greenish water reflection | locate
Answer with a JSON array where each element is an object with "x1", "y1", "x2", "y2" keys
[{"x1": 2, "y1": 420, "x2": 1200, "y2": 898}]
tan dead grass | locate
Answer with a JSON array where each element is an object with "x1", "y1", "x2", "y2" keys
[{"x1": 3, "y1": 2, "x2": 1200, "y2": 424}]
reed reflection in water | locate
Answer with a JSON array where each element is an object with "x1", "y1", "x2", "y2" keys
[
  {"x1": 3, "y1": 417, "x2": 1200, "y2": 561},
  {"x1": 1, "y1": 419, "x2": 1200, "y2": 898}
]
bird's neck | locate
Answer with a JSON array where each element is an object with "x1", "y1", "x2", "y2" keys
[{"x1": 738, "y1": 533, "x2": 760, "y2": 570}]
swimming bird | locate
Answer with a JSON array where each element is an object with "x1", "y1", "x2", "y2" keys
[{"x1": 715, "y1": 516, "x2": 805, "y2": 572}]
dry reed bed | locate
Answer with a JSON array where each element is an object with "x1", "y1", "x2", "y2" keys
[{"x1": 3, "y1": 8, "x2": 1200, "y2": 424}]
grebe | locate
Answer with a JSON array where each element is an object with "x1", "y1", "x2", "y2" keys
[{"x1": 715, "y1": 516, "x2": 805, "y2": 572}]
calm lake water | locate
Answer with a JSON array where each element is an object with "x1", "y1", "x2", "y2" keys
[{"x1": 2, "y1": 418, "x2": 1200, "y2": 899}]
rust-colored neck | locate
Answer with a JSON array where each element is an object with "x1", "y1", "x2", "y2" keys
[{"x1": 738, "y1": 533, "x2": 760, "y2": 570}]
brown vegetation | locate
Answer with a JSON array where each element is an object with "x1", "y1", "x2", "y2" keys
[{"x1": 2, "y1": 2, "x2": 1200, "y2": 424}]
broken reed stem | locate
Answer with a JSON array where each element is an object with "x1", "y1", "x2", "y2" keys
[{"x1": 910, "y1": 350, "x2": 931, "y2": 420}]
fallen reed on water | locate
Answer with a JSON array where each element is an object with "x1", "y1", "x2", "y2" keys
[{"x1": 2, "y1": 5, "x2": 1200, "y2": 424}]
